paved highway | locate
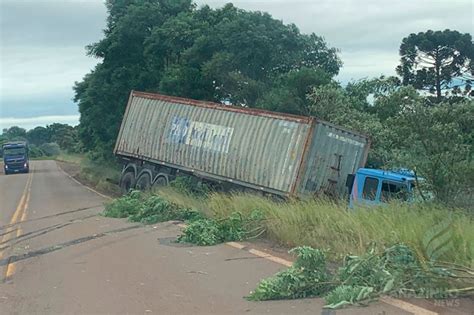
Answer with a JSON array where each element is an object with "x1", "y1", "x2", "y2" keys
[{"x1": 0, "y1": 161, "x2": 469, "y2": 314}]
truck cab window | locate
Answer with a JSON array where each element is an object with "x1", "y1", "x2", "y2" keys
[
  {"x1": 362, "y1": 177, "x2": 378, "y2": 200},
  {"x1": 381, "y1": 181, "x2": 408, "y2": 202}
]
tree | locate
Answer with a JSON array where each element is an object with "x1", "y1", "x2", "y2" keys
[
  {"x1": 40, "y1": 143, "x2": 61, "y2": 157},
  {"x1": 396, "y1": 30, "x2": 474, "y2": 101},
  {"x1": 2, "y1": 126, "x2": 27, "y2": 141},
  {"x1": 257, "y1": 68, "x2": 331, "y2": 115},
  {"x1": 26, "y1": 127, "x2": 50, "y2": 145},
  {"x1": 387, "y1": 96, "x2": 473, "y2": 206},
  {"x1": 74, "y1": 1, "x2": 341, "y2": 158},
  {"x1": 308, "y1": 82, "x2": 473, "y2": 206},
  {"x1": 47, "y1": 123, "x2": 79, "y2": 152}
]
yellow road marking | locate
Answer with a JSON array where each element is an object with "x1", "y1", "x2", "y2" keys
[
  {"x1": 248, "y1": 248, "x2": 293, "y2": 267},
  {"x1": 1, "y1": 167, "x2": 34, "y2": 280},
  {"x1": 380, "y1": 296, "x2": 438, "y2": 315},
  {"x1": 226, "y1": 242, "x2": 246, "y2": 250}
]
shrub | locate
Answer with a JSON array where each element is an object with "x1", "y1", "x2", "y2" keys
[
  {"x1": 103, "y1": 191, "x2": 142, "y2": 218},
  {"x1": 40, "y1": 142, "x2": 61, "y2": 156}
]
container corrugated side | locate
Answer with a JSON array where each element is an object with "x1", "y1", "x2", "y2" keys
[
  {"x1": 115, "y1": 92, "x2": 312, "y2": 194},
  {"x1": 296, "y1": 120, "x2": 370, "y2": 197}
]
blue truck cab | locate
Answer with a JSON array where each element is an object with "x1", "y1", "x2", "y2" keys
[
  {"x1": 2, "y1": 142, "x2": 30, "y2": 175},
  {"x1": 349, "y1": 168, "x2": 416, "y2": 207}
]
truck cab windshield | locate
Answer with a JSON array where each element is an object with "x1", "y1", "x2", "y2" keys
[
  {"x1": 380, "y1": 181, "x2": 409, "y2": 202},
  {"x1": 4, "y1": 148, "x2": 26, "y2": 157}
]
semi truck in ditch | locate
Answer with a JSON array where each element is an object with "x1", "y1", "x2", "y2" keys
[{"x1": 114, "y1": 91, "x2": 416, "y2": 205}]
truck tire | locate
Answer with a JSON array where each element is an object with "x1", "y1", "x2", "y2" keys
[
  {"x1": 136, "y1": 173, "x2": 152, "y2": 191},
  {"x1": 152, "y1": 175, "x2": 168, "y2": 191},
  {"x1": 120, "y1": 172, "x2": 136, "y2": 194}
]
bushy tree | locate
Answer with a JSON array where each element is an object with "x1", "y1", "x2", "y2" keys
[
  {"x1": 26, "y1": 127, "x2": 50, "y2": 146},
  {"x1": 257, "y1": 68, "x2": 332, "y2": 115},
  {"x1": 397, "y1": 30, "x2": 474, "y2": 101},
  {"x1": 2, "y1": 126, "x2": 27, "y2": 141},
  {"x1": 40, "y1": 143, "x2": 61, "y2": 157},
  {"x1": 308, "y1": 81, "x2": 473, "y2": 206},
  {"x1": 74, "y1": 0, "x2": 341, "y2": 158},
  {"x1": 387, "y1": 95, "x2": 473, "y2": 206},
  {"x1": 25, "y1": 123, "x2": 79, "y2": 152}
]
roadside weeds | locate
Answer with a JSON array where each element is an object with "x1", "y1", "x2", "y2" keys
[
  {"x1": 103, "y1": 190, "x2": 474, "y2": 309},
  {"x1": 58, "y1": 161, "x2": 474, "y2": 310}
]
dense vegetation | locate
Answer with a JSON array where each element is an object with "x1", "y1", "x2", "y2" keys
[
  {"x1": 73, "y1": 0, "x2": 341, "y2": 158},
  {"x1": 104, "y1": 189, "x2": 474, "y2": 308},
  {"x1": 0, "y1": 124, "x2": 80, "y2": 158},
  {"x1": 3, "y1": 1, "x2": 472, "y2": 308},
  {"x1": 72, "y1": 0, "x2": 473, "y2": 207}
]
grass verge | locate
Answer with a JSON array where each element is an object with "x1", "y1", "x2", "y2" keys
[
  {"x1": 53, "y1": 153, "x2": 121, "y2": 196},
  {"x1": 158, "y1": 189, "x2": 474, "y2": 267},
  {"x1": 103, "y1": 187, "x2": 473, "y2": 308}
]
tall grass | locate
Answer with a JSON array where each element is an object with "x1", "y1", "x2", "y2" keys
[
  {"x1": 51, "y1": 152, "x2": 121, "y2": 195},
  {"x1": 77, "y1": 158, "x2": 122, "y2": 195},
  {"x1": 158, "y1": 188, "x2": 474, "y2": 266},
  {"x1": 55, "y1": 152, "x2": 85, "y2": 164}
]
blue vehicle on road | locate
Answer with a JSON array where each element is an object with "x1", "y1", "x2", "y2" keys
[{"x1": 2, "y1": 142, "x2": 30, "y2": 175}]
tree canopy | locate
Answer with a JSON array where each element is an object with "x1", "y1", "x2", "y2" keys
[
  {"x1": 307, "y1": 79, "x2": 473, "y2": 206},
  {"x1": 396, "y1": 29, "x2": 474, "y2": 101},
  {"x1": 72, "y1": 1, "x2": 472, "y2": 207},
  {"x1": 74, "y1": 0, "x2": 341, "y2": 158},
  {"x1": 0, "y1": 124, "x2": 80, "y2": 157}
]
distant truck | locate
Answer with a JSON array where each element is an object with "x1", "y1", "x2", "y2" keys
[
  {"x1": 2, "y1": 142, "x2": 30, "y2": 175},
  {"x1": 114, "y1": 91, "x2": 415, "y2": 204}
]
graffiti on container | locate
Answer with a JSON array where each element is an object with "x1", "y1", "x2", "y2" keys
[
  {"x1": 168, "y1": 116, "x2": 234, "y2": 153},
  {"x1": 169, "y1": 116, "x2": 190, "y2": 144}
]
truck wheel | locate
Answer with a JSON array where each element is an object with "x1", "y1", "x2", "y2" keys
[
  {"x1": 120, "y1": 172, "x2": 136, "y2": 194},
  {"x1": 152, "y1": 175, "x2": 168, "y2": 191},
  {"x1": 136, "y1": 173, "x2": 152, "y2": 191}
]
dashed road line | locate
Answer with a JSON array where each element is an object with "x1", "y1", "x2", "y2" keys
[
  {"x1": 1, "y1": 168, "x2": 34, "y2": 281},
  {"x1": 380, "y1": 296, "x2": 438, "y2": 315},
  {"x1": 177, "y1": 223, "x2": 437, "y2": 314}
]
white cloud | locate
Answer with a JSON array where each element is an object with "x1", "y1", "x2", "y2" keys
[
  {"x1": 197, "y1": 0, "x2": 473, "y2": 82},
  {"x1": 1, "y1": 0, "x2": 472, "y2": 121},
  {"x1": 0, "y1": 115, "x2": 79, "y2": 131},
  {"x1": 0, "y1": 46, "x2": 98, "y2": 100}
]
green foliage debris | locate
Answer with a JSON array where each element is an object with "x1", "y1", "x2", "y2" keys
[
  {"x1": 247, "y1": 247, "x2": 331, "y2": 301},
  {"x1": 249, "y1": 243, "x2": 474, "y2": 309},
  {"x1": 178, "y1": 209, "x2": 266, "y2": 246},
  {"x1": 103, "y1": 191, "x2": 204, "y2": 224}
]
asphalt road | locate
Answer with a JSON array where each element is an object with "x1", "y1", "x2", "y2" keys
[{"x1": 0, "y1": 161, "x2": 470, "y2": 314}]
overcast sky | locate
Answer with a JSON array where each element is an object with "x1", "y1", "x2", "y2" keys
[{"x1": 0, "y1": 0, "x2": 472, "y2": 130}]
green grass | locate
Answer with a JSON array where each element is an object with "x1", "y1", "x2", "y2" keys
[
  {"x1": 31, "y1": 152, "x2": 85, "y2": 163},
  {"x1": 78, "y1": 158, "x2": 121, "y2": 195},
  {"x1": 55, "y1": 152, "x2": 85, "y2": 164},
  {"x1": 102, "y1": 188, "x2": 473, "y2": 307},
  {"x1": 52, "y1": 153, "x2": 121, "y2": 196},
  {"x1": 157, "y1": 189, "x2": 474, "y2": 267}
]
